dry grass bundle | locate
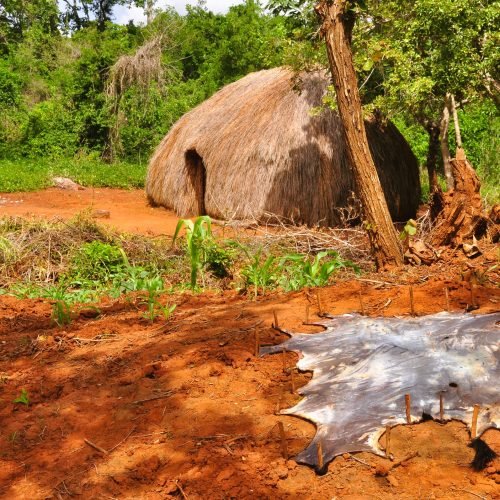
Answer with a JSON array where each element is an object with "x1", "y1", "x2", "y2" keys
[
  {"x1": 147, "y1": 67, "x2": 420, "y2": 227},
  {"x1": 106, "y1": 36, "x2": 165, "y2": 104},
  {"x1": 105, "y1": 35, "x2": 177, "y2": 160}
]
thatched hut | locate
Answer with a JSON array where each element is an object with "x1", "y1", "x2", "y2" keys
[{"x1": 146, "y1": 67, "x2": 420, "y2": 226}]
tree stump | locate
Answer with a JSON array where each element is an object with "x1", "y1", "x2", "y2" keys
[{"x1": 430, "y1": 156, "x2": 488, "y2": 247}]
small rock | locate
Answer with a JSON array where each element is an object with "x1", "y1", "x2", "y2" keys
[
  {"x1": 485, "y1": 466, "x2": 496, "y2": 475},
  {"x1": 216, "y1": 468, "x2": 233, "y2": 482},
  {"x1": 91, "y1": 209, "x2": 111, "y2": 219},
  {"x1": 52, "y1": 177, "x2": 83, "y2": 191},
  {"x1": 79, "y1": 307, "x2": 101, "y2": 319},
  {"x1": 387, "y1": 475, "x2": 399, "y2": 487},
  {"x1": 342, "y1": 453, "x2": 350, "y2": 460},
  {"x1": 163, "y1": 482, "x2": 179, "y2": 494},
  {"x1": 375, "y1": 464, "x2": 392, "y2": 477},
  {"x1": 276, "y1": 465, "x2": 289, "y2": 480}
]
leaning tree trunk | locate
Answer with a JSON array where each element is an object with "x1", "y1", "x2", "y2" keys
[
  {"x1": 425, "y1": 122, "x2": 440, "y2": 193},
  {"x1": 315, "y1": 0, "x2": 403, "y2": 269}
]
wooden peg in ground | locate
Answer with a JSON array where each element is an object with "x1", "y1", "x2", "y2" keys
[
  {"x1": 254, "y1": 326, "x2": 260, "y2": 357},
  {"x1": 273, "y1": 310, "x2": 279, "y2": 329}
]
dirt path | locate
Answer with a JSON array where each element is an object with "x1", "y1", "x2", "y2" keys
[
  {"x1": 1, "y1": 278, "x2": 499, "y2": 499},
  {"x1": 0, "y1": 188, "x2": 181, "y2": 236}
]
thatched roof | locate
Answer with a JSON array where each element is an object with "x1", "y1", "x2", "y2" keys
[{"x1": 146, "y1": 67, "x2": 420, "y2": 226}]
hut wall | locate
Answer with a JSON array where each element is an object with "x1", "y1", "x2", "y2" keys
[{"x1": 146, "y1": 68, "x2": 420, "y2": 225}]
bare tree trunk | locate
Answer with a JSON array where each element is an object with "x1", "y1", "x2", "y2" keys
[
  {"x1": 450, "y1": 94, "x2": 466, "y2": 160},
  {"x1": 315, "y1": 0, "x2": 403, "y2": 269},
  {"x1": 440, "y1": 93, "x2": 454, "y2": 190},
  {"x1": 425, "y1": 122, "x2": 440, "y2": 193},
  {"x1": 145, "y1": 0, "x2": 155, "y2": 25}
]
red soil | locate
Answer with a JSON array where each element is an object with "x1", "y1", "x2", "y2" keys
[
  {"x1": 0, "y1": 188, "x2": 180, "y2": 236},
  {"x1": 0, "y1": 189, "x2": 499, "y2": 499}
]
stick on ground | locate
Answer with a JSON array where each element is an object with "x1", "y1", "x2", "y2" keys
[{"x1": 84, "y1": 438, "x2": 108, "y2": 455}]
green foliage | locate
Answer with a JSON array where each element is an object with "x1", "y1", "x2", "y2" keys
[
  {"x1": 13, "y1": 388, "x2": 30, "y2": 406},
  {"x1": 278, "y1": 251, "x2": 359, "y2": 291},
  {"x1": 51, "y1": 298, "x2": 72, "y2": 327},
  {"x1": 69, "y1": 241, "x2": 128, "y2": 286},
  {"x1": 241, "y1": 248, "x2": 278, "y2": 299},
  {"x1": 172, "y1": 216, "x2": 232, "y2": 289},
  {"x1": 240, "y1": 246, "x2": 359, "y2": 297},
  {"x1": 0, "y1": 157, "x2": 146, "y2": 192},
  {"x1": 139, "y1": 276, "x2": 176, "y2": 323}
]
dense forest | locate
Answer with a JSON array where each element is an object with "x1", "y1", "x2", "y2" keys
[{"x1": 0, "y1": 0, "x2": 498, "y2": 202}]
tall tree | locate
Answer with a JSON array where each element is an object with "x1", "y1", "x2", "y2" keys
[
  {"x1": 315, "y1": 0, "x2": 403, "y2": 268},
  {"x1": 364, "y1": 0, "x2": 499, "y2": 191}
]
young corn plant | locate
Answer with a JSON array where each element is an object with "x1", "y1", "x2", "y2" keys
[
  {"x1": 13, "y1": 389, "x2": 30, "y2": 406},
  {"x1": 172, "y1": 216, "x2": 213, "y2": 289},
  {"x1": 49, "y1": 286, "x2": 73, "y2": 327},
  {"x1": 240, "y1": 247, "x2": 277, "y2": 299},
  {"x1": 140, "y1": 276, "x2": 176, "y2": 323},
  {"x1": 278, "y1": 251, "x2": 359, "y2": 291}
]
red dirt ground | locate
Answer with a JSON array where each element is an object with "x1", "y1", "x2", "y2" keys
[
  {"x1": 1, "y1": 189, "x2": 499, "y2": 499},
  {"x1": 0, "y1": 188, "x2": 180, "y2": 236}
]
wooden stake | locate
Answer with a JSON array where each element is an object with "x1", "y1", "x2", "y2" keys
[
  {"x1": 405, "y1": 394, "x2": 412, "y2": 424},
  {"x1": 444, "y1": 287, "x2": 450, "y2": 311},
  {"x1": 305, "y1": 304, "x2": 310, "y2": 324},
  {"x1": 275, "y1": 389, "x2": 283, "y2": 415},
  {"x1": 439, "y1": 392, "x2": 444, "y2": 422},
  {"x1": 290, "y1": 368, "x2": 295, "y2": 394},
  {"x1": 316, "y1": 290, "x2": 323, "y2": 315},
  {"x1": 409, "y1": 286, "x2": 415, "y2": 316},
  {"x1": 317, "y1": 440, "x2": 324, "y2": 471},
  {"x1": 358, "y1": 291, "x2": 365, "y2": 316},
  {"x1": 278, "y1": 422, "x2": 289, "y2": 460},
  {"x1": 254, "y1": 327, "x2": 260, "y2": 357},
  {"x1": 471, "y1": 404, "x2": 480, "y2": 439},
  {"x1": 385, "y1": 425, "x2": 391, "y2": 457},
  {"x1": 273, "y1": 309, "x2": 279, "y2": 329},
  {"x1": 470, "y1": 284, "x2": 476, "y2": 308}
]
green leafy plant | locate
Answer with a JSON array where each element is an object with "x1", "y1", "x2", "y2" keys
[
  {"x1": 241, "y1": 247, "x2": 278, "y2": 299},
  {"x1": 69, "y1": 241, "x2": 128, "y2": 286},
  {"x1": 172, "y1": 216, "x2": 213, "y2": 289},
  {"x1": 401, "y1": 219, "x2": 418, "y2": 239},
  {"x1": 140, "y1": 276, "x2": 176, "y2": 323},
  {"x1": 52, "y1": 299, "x2": 72, "y2": 327},
  {"x1": 13, "y1": 389, "x2": 30, "y2": 406},
  {"x1": 278, "y1": 251, "x2": 359, "y2": 291}
]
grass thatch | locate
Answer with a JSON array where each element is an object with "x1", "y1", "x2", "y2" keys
[{"x1": 146, "y1": 67, "x2": 420, "y2": 226}]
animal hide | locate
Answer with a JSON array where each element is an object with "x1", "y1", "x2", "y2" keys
[{"x1": 262, "y1": 312, "x2": 499, "y2": 473}]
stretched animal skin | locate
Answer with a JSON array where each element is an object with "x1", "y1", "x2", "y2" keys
[{"x1": 261, "y1": 312, "x2": 500, "y2": 472}]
